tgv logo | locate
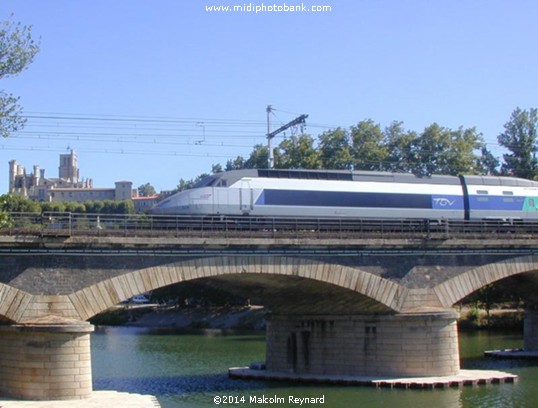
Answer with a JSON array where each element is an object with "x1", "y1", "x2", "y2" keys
[{"x1": 433, "y1": 198, "x2": 456, "y2": 207}]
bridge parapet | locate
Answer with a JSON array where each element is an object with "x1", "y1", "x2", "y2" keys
[{"x1": 4, "y1": 212, "x2": 538, "y2": 247}]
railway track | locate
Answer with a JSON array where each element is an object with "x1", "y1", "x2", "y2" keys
[{"x1": 1, "y1": 212, "x2": 538, "y2": 241}]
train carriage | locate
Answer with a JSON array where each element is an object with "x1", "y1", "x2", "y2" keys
[{"x1": 150, "y1": 169, "x2": 538, "y2": 222}]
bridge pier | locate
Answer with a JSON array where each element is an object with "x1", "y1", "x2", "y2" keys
[
  {"x1": 266, "y1": 310, "x2": 460, "y2": 377},
  {"x1": 524, "y1": 309, "x2": 538, "y2": 351},
  {"x1": 0, "y1": 316, "x2": 94, "y2": 401}
]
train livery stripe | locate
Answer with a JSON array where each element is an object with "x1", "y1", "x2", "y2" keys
[
  {"x1": 255, "y1": 190, "x2": 464, "y2": 210},
  {"x1": 468, "y1": 195, "x2": 538, "y2": 211}
]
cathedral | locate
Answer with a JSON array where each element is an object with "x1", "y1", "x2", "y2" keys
[{"x1": 8, "y1": 150, "x2": 133, "y2": 203}]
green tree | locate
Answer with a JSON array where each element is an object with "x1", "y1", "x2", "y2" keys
[
  {"x1": 318, "y1": 128, "x2": 353, "y2": 169},
  {"x1": 40, "y1": 201, "x2": 67, "y2": 213},
  {"x1": 1, "y1": 17, "x2": 40, "y2": 138},
  {"x1": 175, "y1": 173, "x2": 211, "y2": 192},
  {"x1": 349, "y1": 120, "x2": 388, "y2": 171},
  {"x1": 138, "y1": 182, "x2": 156, "y2": 197},
  {"x1": 244, "y1": 144, "x2": 269, "y2": 168},
  {"x1": 276, "y1": 134, "x2": 320, "y2": 169},
  {"x1": 64, "y1": 202, "x2": 86, "y2": 213},
  {"x1": 211, "y1": 163, "x2": 224, "y2": 174},
  {"x1": 410, "y1": 124, "x2": 484, "y2": 176},
  {"x1": 83, "y1": 200, "x2": 104, "y2": 213},
  {"x1": 176, "y1": 178, "x2": 195, "y2": 192},
  {"x1": 225, "y1": 156, "x2": 247, "y2": 171},
  {"x1": 115, "y1": 200, "x2": 135, "y2": 214},
  {"x1": 477, "y1": 146, "x2": 500, "y2": 176},
  {"x1": 0, "y1": 194, "x2": 40, "y2": 212},
  {"x1": 498, "y1": 107, "x2": 538, "y2": 179},
  {"x1": 203, "y1": 117, "x2": 501, "y2": 180},
  {"x1": 383, "y1": 121, "x2": 416, "y2": 172}
]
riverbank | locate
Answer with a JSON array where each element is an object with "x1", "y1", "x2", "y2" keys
[
  {"x1": 90, "y1": 304, "x2": 524, "y2": 331},
  {"x1": 457, "y1": 306, "x2": 523, "y2": 331},
  {"x1": 90, "y1": 304, "x2": 267, "y2": 330}
]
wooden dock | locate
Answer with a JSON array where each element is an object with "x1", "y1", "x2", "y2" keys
[{"x1": 229, "y1": 367, "x2": 518, "y2": 389}]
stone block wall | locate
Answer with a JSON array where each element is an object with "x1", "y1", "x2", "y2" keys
[
  {"x1": 0, "y1": 318, "x2": 93, "y2": 400},
  {"x1": 524, "y1": 309, "x2": 538, "y2": 351},
  {"x1": 266, "y1": 311, "x2": 460, "y2": 377}
]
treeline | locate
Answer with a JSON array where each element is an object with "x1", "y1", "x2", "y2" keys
[
  {"x1": 0, "y1": 194, "x2": 135, "y2": 214},
  {"x1": 177, "y1": 107, "x2": 538, "y2": 190}
]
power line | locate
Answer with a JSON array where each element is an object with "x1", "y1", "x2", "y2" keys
[
  {"x1": 23, "y1": 112, "x2": 266, "y2": 126},
  {"x1": 13, "y1": 111, "x2": 514, "y2": 157},
  {"x1": 0, "y1": 145, "x2": 235, "y2": 158}
]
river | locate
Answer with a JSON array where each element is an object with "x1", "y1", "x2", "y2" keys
[{"x1": 91, "y1": 327, "x2": 538, "y2": 408}]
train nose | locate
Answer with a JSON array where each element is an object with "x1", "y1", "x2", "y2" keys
[
  {"x1": 174, "y1": 193, "x2": 190, "y2": 210},
  {"x1": 150, "y1": 191, "x2": 191, "y2": 214}
]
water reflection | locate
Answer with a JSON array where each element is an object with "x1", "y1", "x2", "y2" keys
[{"x1": 91, "y1": 328, "x2": 538, "y2": 408}]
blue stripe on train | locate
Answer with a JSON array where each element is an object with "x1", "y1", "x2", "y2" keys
[
  {"x1": 468, "y1": 195, "x2": 527, "y2": 211},
  {"x1": 256, "y1": 190, "x2": 463, "y2": 209}
]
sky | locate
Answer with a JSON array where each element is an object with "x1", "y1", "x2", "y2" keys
[{"x1": 1, "y1": 0, "x2": 538, "y2": 194}]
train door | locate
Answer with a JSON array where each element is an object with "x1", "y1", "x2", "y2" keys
[
  {"x1": 524, "y1": 196, "x2": 538, "y2": 219},
  {"x1": 216, "y1": 189, "x2": 229, "y2": 214},
  {"x1": 239, "y1": 180, "x2": 253, "y2": 214}
]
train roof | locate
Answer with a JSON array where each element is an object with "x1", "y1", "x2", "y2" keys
[
  {"x1": 203, "y1": 169, "x2": 460, "y2": 186},
  {"x1": 198, "y1": 169, "x2": 538, "y2": 188},
  {"x1": 463, "y1": 175, "x2": 538, "y2": 187}
]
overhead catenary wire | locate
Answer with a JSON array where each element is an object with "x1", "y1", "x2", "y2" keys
[{"x1": 8, "y1": 111, "x2": 513, "y2": 160}]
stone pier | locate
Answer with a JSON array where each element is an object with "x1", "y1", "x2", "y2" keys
[
  {"x1": 524, "y1": 309, "x2": 538, "y2": 352},
  {"x1": 265, "y1": 310, "x2": 460, "y2": 377},
  {"x1": 0, "y1": 315, "x2": 94, "y2": 401}
]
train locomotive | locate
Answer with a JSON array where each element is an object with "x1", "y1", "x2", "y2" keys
[{"x1": 150, "y1": 169, "x2": 538, "y2": 221}]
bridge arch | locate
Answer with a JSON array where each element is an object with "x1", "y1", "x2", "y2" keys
[
  {"x1": 0, "y1": 283, "x2": 33, "y2": 323},
  {"x1": 434, "y1": 254, "x2": 538, "y2": 307},
  {"x1": 66, "y1": 256, "x2": 408, "y2": 321}
]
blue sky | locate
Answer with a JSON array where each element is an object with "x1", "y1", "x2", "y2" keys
[{"x1": 1, "y1": 1, "x2": 537, "y2": 193}]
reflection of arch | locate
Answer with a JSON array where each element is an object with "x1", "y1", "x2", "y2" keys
[
  {"x1": 67, "y1": 256, "x2": 409, "y2": 320},
  {"x1": 434, "y1": 255, "x2": 538, "y2": 307}
]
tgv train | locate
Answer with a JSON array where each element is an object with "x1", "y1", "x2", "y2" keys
[{"x1": 150, "y1": 169, "x2": 538, "y2": 221}]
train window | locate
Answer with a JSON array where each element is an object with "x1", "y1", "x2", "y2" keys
[
  {"x1": 503, "y1": 198, "x2": 515, "y2": 202},
  {"x1": 260, "y1": 169, "x2": 353, "y2": 181},
  {"x1": 476, "y1": 190, "x2": 489, "y2": 195},
  {"x1": 193, "y1": 176, "x2": 218, "y2": 188},
  {"x1": 502, "y1": 191, "x2": 514, "y2": 195},
  {"x1": 477, "y1": 197, "x2": 489, "y2": 202}
]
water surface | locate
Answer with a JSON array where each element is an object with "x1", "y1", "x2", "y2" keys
[{"x1": 91, "y1": 328, "x2": 538, "y2": 407}]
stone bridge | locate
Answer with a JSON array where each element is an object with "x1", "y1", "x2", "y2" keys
[{"x1": 1, "y1": 233, "x2": 538, "y2": 400}]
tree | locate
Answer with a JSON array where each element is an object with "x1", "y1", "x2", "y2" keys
[
  {"x1": 176, "y1": 178, "x2": 195, "y2": 192},
  {"x1": 498, "y1": 107, "x2": 538, "y2": 179},
  {"x1": 410, "y1": 124, "x2": 484, "y2": 176},
  {"x1": 0, "y1": 17, "x2": 40, "y2": 138},
  {"x1": 349, "y1": 119, "x2": 388, "y2": 171},
  {"x1": 0, "y1": 194, "x2": 40, "y2": 212},
  {"x1": 276, "y1": 134, "x2": 320, "y2": 169},
  {"x1": 225, "y1": 156, "x2": 247, "y2": 171},
  {"x1": 477, "y1": 146, "x2": 500, "y2": 176},
  {"x1": 138, "y1": 183, "x2": 156, "y2": 197},
  {"x1": 244, "y1": 144, "x2": 269, "y2": 169},
  {"x1": 383, "y1": 121, "x2": 416, "y2": 172},
  {"x1": 317, "y1": 128, "x2": 353, "y2": 170},
  {"x1": 204, "y1": 117, "x2": 500, "y2": 180}
]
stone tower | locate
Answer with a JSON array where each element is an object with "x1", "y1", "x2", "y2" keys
[{"x1": 59, "y1": 149, "x2": 79, "y2": 183}]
